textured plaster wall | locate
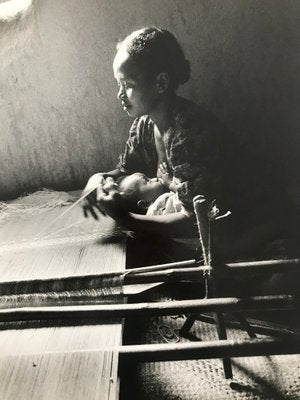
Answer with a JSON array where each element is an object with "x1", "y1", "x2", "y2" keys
[{"x1": 0, "y1": 0, "x2": 299, "y2": 199}]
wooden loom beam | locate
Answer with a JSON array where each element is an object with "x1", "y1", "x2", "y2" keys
[
  {"x1": 119, "y1": 336, "x2": 300, "y2": 363},
  {"x1": 0, "y1": 258, "x2": 299, "y2": 297},
  {"x1": 0, "y1": 295, "x2": 297, "y2": 322},
  {"x1": 189, "y1": 194, "x2": 300, "y2": 378}
]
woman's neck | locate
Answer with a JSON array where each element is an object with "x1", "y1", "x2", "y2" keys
[{"x1": 149, "y1": 93, "x2": 176, "y2": 134}]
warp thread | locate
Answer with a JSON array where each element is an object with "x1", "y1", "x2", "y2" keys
[
  {"x1": 0, "y1": 188, "x2": 134, "y2": 252},
  {"x1": 0, "y1": 229, "x2": 131, "y2": 254},
  {"x1": 0, "y1": 287, "x2": 124, "y2": 309},
  {"x1": 0, "y1": 270, "x2": 125, "y2": 308},
  {"x1": 0, "y1": 188, "x2": 75, "y2": 222},
  {"x1": 0, "y1": 189, "x2": 130, "y2": 305}
]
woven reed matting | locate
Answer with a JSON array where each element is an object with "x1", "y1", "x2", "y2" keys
[{"x1": 122, "y1": 287, "x2": 300, "y2": 400}]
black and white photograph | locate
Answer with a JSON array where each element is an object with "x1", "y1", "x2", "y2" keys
[{"x1": 0, "y1": 0, "x2": 299, "y2": 399}]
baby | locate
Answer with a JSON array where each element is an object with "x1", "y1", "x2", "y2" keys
[{"x1": 116, "y1": 172, "x2": 189, "y2": 217}]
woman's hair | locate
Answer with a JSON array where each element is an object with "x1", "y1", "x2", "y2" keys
[{"x1": 117, "y1": 27, "x2": 190, "y2": 90}]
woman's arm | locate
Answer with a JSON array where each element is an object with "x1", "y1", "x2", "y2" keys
[
  {"x1": 102, "y1": 169, "x2": 125, "y2": 179},
  {"x1": 83, "y1": 117, "x2": 156, "y2": 218},
  {"x1": 94, "y1": 188, "x2": 196, "y2": 237},
  {"x1": 121, "y1": 212, "x2": 195, "y2": 237}
]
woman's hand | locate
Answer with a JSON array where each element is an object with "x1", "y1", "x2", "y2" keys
[
  {"x1": 82, "y1": 173, "x2": 107, "y2": 219},
  {"x1": 95, "y1": 181, "x2": 128, "y2": 222},
  {"x1": 82, "y1": 169, "x2": 124, "y2": 220}
]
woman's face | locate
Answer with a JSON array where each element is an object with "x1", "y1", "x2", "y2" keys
[{"x1": 113, "y1": 49, "x2": 160, "y2": 118}]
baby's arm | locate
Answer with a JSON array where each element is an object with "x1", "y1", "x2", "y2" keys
[{"x1": 158, "y1": 162, "x2": 178, "y2": 192}]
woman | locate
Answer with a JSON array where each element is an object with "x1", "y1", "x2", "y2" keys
[{"x1": 82, "y1": 27, "x2": 292, "y2": 257}]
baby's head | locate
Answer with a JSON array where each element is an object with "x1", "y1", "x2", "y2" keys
[{"x1": 117, "y1": 173, "x2": 167, "y2": 213}]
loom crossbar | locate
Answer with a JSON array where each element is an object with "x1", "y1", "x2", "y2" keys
[
  {"x1": 119, "y1": 336, "x2": 300, "y2": 363},
  {"x1": 225, "y1": 258, "x2": 300, "y2": 274},
  {"x1": 0, "y1": 258, "x2": 299, "y2": 297},
  {"x1": 0, "y1": 295, "x2": 297, "y2": 323}
]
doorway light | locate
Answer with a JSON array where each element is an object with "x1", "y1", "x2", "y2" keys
[{"x1": 0, "y1": 0, "x2": 32, "y2": 21}]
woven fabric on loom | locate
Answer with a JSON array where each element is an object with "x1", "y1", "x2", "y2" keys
[{"x1": 0, "y1": 189, "x2": 127, "y2": 306}]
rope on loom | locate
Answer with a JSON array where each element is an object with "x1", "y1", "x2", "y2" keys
[
  {"x1": 193, "y1": 196, "x2": 209, "y2": 266},
  {"x1": 193, "y1": 196, "x2": 214, "y2": 298}
]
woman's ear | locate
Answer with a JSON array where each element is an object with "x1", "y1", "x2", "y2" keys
[
  {"x1": 156, "y1": 72, "x2": 170, "y2": 94},
  {"x1": 137, "y1": 199, "x2": 148, "y2": 210}
]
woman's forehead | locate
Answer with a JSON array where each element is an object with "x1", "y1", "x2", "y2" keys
[
  {"x1": 113, "y1": 50, "x2": 141, "y2": 79},
  {"x1": 113, "y1": 49, "x2": 129, "y2": 69}
]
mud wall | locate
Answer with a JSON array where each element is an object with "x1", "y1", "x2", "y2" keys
[{"x1": 0, "y1": 0, "x2": 298, "y2": 199}]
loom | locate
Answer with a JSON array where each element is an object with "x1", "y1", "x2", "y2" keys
[{"x1": 0, "y1": 190, "x2": 299, "y2": 399}]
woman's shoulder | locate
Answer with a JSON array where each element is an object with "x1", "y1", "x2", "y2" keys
[
  {"x1": 171, "y1": 96, "x2": 236, "y2": 150},
  {"x1": 173, "y1": 96, "x2": 201, "y2": 116},
  {"x1": 172, "y1": 96, "x2": 228, "y2": 132}
]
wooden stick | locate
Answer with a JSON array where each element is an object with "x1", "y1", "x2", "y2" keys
[
  {"x1": 125, "y1": 259, "x2": 197, "y2": 275},
  {"x1": 0, "y1": 295, "x2": 297, "y2": 322},
  {"x1": 126, "y1": 266, "x2": 205, "y2": 284},
  {"x1": 167, "y1": 258, "x2": 300, "y2": 278},
  {"x1": 226, "y1": 258, "x2": 300, "y2": 273},
  {"x1": 0, "y1": 257, "x2": 298, "y2": 298},
  {"x1": 193, "y1": 195, "x2": 233, "y2": 377},
  {"x1": 214, "y1": 311, "x2": 232, "y2": 378},
  {"x1": 0, "y1": 257, "x2": 299, "y2": 297},
  {"x1": 196, "y1": 314, "x2": 298, "y2": 336},
  {"x1": 118, "y1": 336, "x2": 300, "y2": 363},
  {"x1": 0, "y1": 262, "x2": 203, "y2": 296},
  {"x1": 127, "y1": 257, "x2": 300, "y2": 276}
]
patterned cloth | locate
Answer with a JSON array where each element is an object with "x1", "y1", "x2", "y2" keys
[{"x1": 117, "y1": 96, "x2": 279, "y2": 219}]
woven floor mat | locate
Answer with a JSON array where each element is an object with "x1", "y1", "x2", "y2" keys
[
  {"x1": 132, "y1": 316, "x2": 299, "y2": 399},
  {"x1": 122, "y1": 287, "x2": 300, "y2": 400}
]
